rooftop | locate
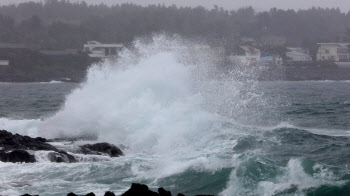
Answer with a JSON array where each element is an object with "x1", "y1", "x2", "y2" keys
[
  {"x1": 239, "y1": 46, "x2": 260, "y2": 52},
  {"x1": 84, "y1": 41, "x2": 123, "y2": 48},
  {"x1": 286, "y1": 51, "x2": 311, "y2": 57},
  {"x1": 317, "y1": 43, "x2": 350, "y2": 46},
  {"x1": 0, "y1": 43, "x2": 27, "y2": 49}
]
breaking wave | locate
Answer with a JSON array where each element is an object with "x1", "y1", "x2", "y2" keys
[{"x1": 0, "y1": 35, "x2": 349, "y2": 196}]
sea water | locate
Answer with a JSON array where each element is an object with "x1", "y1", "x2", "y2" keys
[{"x1": 0, "y1": 36, "x2": 350, "y2": 196}]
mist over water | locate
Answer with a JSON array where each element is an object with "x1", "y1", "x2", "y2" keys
[{"x1": 1, "y1": 36, "x2": 350, "y2": 196}]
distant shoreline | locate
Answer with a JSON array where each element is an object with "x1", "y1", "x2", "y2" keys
[
  {"x1": 2, "y1": 68, "x2": 350, "y2": 83},
  {"x1": 1, "y1": 47, "x2": 350, "y2": 82}
]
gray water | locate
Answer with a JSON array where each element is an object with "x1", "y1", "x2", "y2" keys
[
  {"x1": 0, "y1": 39, "x2": 350, "y2": 196},
  {"x1": 1, "y1": 81, "x2": 350, "y2": 196}
]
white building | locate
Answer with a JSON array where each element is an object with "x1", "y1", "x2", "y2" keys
[
  {"x1": 0, "y1": 60, "x2": 9, "y2": 66},
  {"x1": 286, "y1": 51, "x2": 312, "y2": 61},
  {"x1": 316, "y1": 43, "x2": 350, "y2": 62},
  {"x1": 285, "y1": 47, "x2": 312, "y2": 62},
  {"x1": 287, "y1": 47, "x2": 309, "y2": 54},
  {"x1": 228, "y1": 46, "x2": 261, "y2": 64},
  {"x1": 83, "y1": 41, "x2": 123, "y2": 58},
  {"x1": 260, "y1": 56, "x2": 283, "y2": 66}
]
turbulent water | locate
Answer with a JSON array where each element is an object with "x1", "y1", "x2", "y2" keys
[{"x1": 1, "y1": 37, "x2": 350, "y2": 196}]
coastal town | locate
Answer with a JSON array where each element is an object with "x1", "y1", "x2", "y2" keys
[
  {"x1": 2, "y1": 39, "x2": 350, "y2": 64},
  {"x1": 2, "y1": 1, "x2": 350, "y2": 196},
  {"x1": 1, "y1": 0, "x2": 350, "y2": 82},
  {"x1": 1, "y1": 38, "x2": 350, "y2": 82}
]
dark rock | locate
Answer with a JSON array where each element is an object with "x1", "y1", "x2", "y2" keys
[
  {"x1": 0, "y1": 130, "x2": 123, "y2": 164},
  {"x1": 121, "y1": 183, "x2": 159, "y2": 196},
  {"x1": 0, "y1": 130, "x2": 79, "y2": 163},
  {"x1": 35, "y1": 137, "x2": 47, "y2": 143},
  {"x1": 0, "y1": 150, "x2": 35, "y2": 163},
  {"x1": 158, "y1": 187, "x2": 172, "y2": 196},
  {"x1": 104, "y1": 191, "x2": 115, "y2": 196},
  {"x1": 59, "y1": 150, "x2": 77, "y2": 162},
  {"x1": 80, "y1": 143, "x2": 123, "y2": 157},
  {"x1": 48, "y1": 151, "x2": 76, "y2": 163},
  {"x1": 48, "y1": 152, "x2": 65, "y2": 163},
  {"x1": 177, "y1": 194, "x2": 186, "y2": 196},
  {"x1": 20, "y1": 194, "x2": 39, "y2": 196},
  {"x1": 48, "y1": 150, "x2": 77, "y2": 163},
  {"x1": 66, "y1": 192, "x2": 96, "y2": 196},
  {"x1": 48, "y1": 134, "x2": 98, "y2": 142},
  {"x1": 0, "y1": 130, "x2": 58, "y2": 151}
]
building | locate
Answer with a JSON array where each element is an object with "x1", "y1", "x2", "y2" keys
[
  {"x1": 287, "y1": 47, "x2": 309, "y2": 54},
  {"x1": 316, "y1": 43, "x2": 350, "y2": 62},
  {"x1": 0, "y1": 43, "x2": 27, "y2": 49},
  {"x1": 286, "y1": 51, "x2": 312, "y2": 61},
  {"x1": 83, "y1": 41, "x2": 123, "y2": 58},
  {"x1": 260, "y1": 56, "x2": 283, "y2": 66},
  {"x1": 286, "y1": 47, "x2": 312, "y2": 62},
  {"x1": 0, "y1": 60, "x2": 9, "y2": 66},
  {"x1": 228, "y1": 46, "x2": 261, "y2": 64}
]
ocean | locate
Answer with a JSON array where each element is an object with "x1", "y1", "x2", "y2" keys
[{"x1": 1, "y1": 38, "x2": 350, "y2": 196}]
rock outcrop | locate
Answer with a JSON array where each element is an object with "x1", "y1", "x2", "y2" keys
[
  {"x1": 0, "y1": 149, "x2": 36, "y2": 163},
  {"x1": 23, "y1": 183, "x2": 213, "y2": 196},
  {"x1": 121, "y1": 183, "x2": 159, "y2": 196},
  {"x1": 120, "y1": 183, "x2": 214, "y2": 196},
  {"x1": 0, "y1": 130, "x2": 55, "y2": 151},
  {"x1": 0, "y1": 130, "x2": 64, "y2": 163},
  {"x1": 0, "y1": 130, "x2": 123, "y2": 163},
  {"x1": 47, "y1": 151, "x2": 76, "y2": 163},
  {"x1": 80, "y1": 143, "x2": 124, "y2": 157}
]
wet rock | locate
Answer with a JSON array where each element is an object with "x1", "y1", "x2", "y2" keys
[
  {"x1": 0, "y1": 130, "x2": 57, "y2": 151},
  {"x1": 158, "y1": 187, "x2": 172, "y2": 196},
  {"x1": 48, "y1": 151, "x2": 76, "y2": 163},
  {"x1": 80, "y1": 143, "x2": 123, "y2": 157},
  {"x1": 194, "y1": 195, "x2": 214, "y2": 196},
  {"x1": 104, "y1": 191, "x2": 115, "y2": 196},
  {"x1": 66, "y1": 193, "x2": 96, "y2": 196},
  {"x1": 35, "y1": 137, "x2": 47, "y2": 143},
  {"x1": 119, "y1": 184, "x2": 215, "y2": 196},
  {"x1": 0, "y1": 130, "x2": 76, "y2": 163},
  {"x1": 121, "y1": 183, "x2": 159, "y2": 196},
  {"x1": 59, "y1": 150, "x2": 77, "y2": 162},
  {"x1": 0, "y1": 130, "x2": 122, "y2": 163},
  {"x1": 48, "y1": 134, "x2": 98, "y2": 142},
  {"x1": 20, "y1": 194, "x2": 39, "y2": 196},
  {"x1": 0, "y1": 150, "x2": 35, "y2": 163}
]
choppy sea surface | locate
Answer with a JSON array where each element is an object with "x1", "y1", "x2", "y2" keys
[{"x1": 1, "y1": 38, "x2": 350, "y2": 196}]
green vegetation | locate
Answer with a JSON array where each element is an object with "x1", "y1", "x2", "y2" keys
[
  {"x1": 0, "y1": 49, "x2": 98, "y2": 82},
  {"x1": 1, "y1": 0, "x2": 350, "y2": 81},
  {"x1": 1, "y1": 0, "x2": 350, "y2": 50}
]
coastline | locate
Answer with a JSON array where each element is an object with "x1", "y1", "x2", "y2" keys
[{"x1": 3, "y1": 67, "x2": 350, "y2": 83}]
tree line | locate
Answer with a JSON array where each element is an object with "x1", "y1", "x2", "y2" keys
[{"x1": 1, "y1": 0, "x2": 350, "y2": 51}]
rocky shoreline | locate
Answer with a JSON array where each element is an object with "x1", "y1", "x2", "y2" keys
[
  {"x1": 0, "y1": 131, "x2": 213, "y2": 196},
  {"x1": 0, "y1": 130, "x2": 123, "y2": 163},
  {"x1": 20, "y1": 183, "x2": 213, "y2": 196}
]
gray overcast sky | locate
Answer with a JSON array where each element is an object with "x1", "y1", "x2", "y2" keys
[{"x1": 2, "y1": 0, "x2": 350, "y2": 12}]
